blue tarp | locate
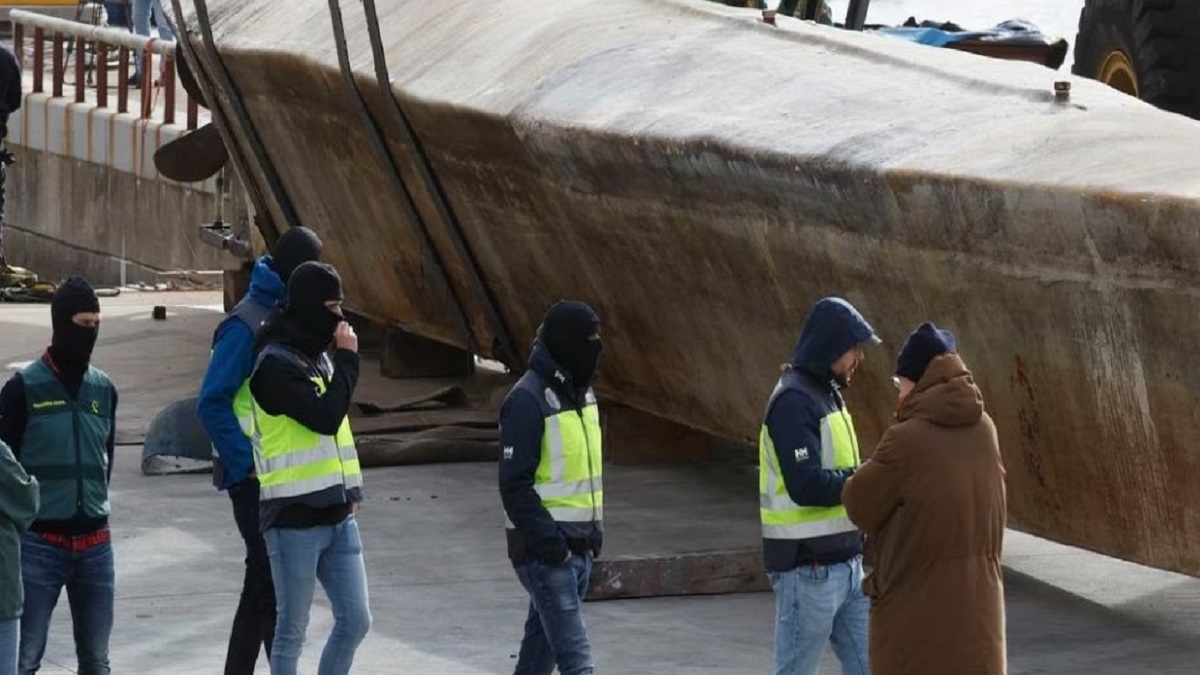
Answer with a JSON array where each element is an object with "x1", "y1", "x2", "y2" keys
[
  {"x1": 872, "y1": 19, "x2": 1062, "y2": 49},
  {"x1": 871, "y1": 26, "x2": 991, "y2": 48}
]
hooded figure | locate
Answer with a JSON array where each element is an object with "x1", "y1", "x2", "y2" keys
[
  {"x1": 535, "y1": 300, "x2": 603, "y2": 390},
  {"x1": 255, "y1": 261, "x2": 345, "y2": 360},
  {"x1": 843, "y1": 322, "x2": 1007, "y2": 675},
  {"x1": 247, "y1": 260, "x2": 370, "y2": 673},
  {"x1": 269, "y1": 227, "x2": 324, "y2": 287},
  {"x1": 195, "y1": 226, "x2": 323, "y2": 673},
  {"x1": 498, "y1": 300, "x2": 604, "y2": 675},
  {"x1": 759, "y1": 296, "x2": 879, "y2": 675}
]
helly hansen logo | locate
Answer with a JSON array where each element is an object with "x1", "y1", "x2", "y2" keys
[
  {"x1": 544, "y1": 388, "x2": 561, "y2": 411},
  {"x1": 503, "y1": 446, "x2": 514, "y2": 460},
  {"x1": 794, "y1": 447, "x2": 810, "y2": 463}
]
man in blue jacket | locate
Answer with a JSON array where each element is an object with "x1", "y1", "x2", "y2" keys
[
  {"x1": 499, "y1": 301, "x2": 604, "y2": 675},
  {"x1": 759, "y1": 297, "x2": 880, "y2": 675},
  {"x1": 196, "y1": 226, "x2": 322, "y2": 675}
]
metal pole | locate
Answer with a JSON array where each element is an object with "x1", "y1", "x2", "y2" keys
[
  {"x1": 97, "y1": 43, "x2": 109, "y2": 108},
  {"x1": 844, "y1": 0, "x2": 870, "y2": 30},
  {"x1": 799, "y1": 0, "x2": 819, "y2": 21},
  {"x1": 32, "y1": 28, "x2": 43, "y2": 94},
  {"x1": 52, "y1": 32, "x2": 63, "y2": 98},
  {"x1": 74, "y1": 37, "x2": 85, "y2": 103}
]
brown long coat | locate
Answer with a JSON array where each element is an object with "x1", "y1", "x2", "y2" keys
[{"x1": 843, "y1": 353, "x2": 1007, "y2": 675}]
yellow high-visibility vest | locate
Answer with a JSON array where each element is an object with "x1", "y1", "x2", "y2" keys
[
  {"x1": 759, "y1": 374, "x2": 860, "y2": 540},
  {"x1": 250, "y1": 345, "x2": 362, "y2": 501}
]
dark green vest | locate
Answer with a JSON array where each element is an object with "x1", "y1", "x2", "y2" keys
[{"x1": 20, "y1": 360, "x2": 114, "y2": 521}]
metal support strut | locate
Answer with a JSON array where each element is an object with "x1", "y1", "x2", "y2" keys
[
  {"x1": 189, "y1": 0, "x2": 303, "y2": 240},
  {"x1": 325, "y1": 0, "x2": 474, "y2": 351},
  {"x1": 360, "y1": 0, "x2": 520, "y2": 370}
]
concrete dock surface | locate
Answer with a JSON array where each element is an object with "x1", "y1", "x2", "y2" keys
[{"x1": 0, "y1": 292, "x2": 1197, "y2": 673}]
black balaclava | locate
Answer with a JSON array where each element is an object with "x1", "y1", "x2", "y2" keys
[
  {"x1": 271, "y1": 226, "x2": 324, "y2": 285},
  {"x1": 284, "y1": 261, "x2": 344, "y2": 355},
  {"x1": 538, "y1": 300, "x2": 602, "y2": 387},
  {"x1": 49, "y1": 276, "x2": 101, "y2": 379}
]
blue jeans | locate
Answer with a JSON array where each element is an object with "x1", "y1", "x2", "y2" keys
[
  {"x1": 18, "y1": 534, "x2": 114, "y2": 675},
  {"x1": 103, "y1": 2, "x2": 127, "y2": 28},
  {"x1": 512, "y1": 553, "x2": 594, "y2": 675},
  {"x1": 0, "y1": 618, "x2": 17, "y2": 675},
  {"x1": 769, "y1": 556, "x2": 869, "y2": 675},
  {"x1": 264, "y1": 516, "x2": 371, "y2": 675},
  {"x1": 132, "y1": 0, "x2": 175, "y2": 77}
]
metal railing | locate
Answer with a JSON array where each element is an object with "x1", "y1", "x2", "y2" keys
[{"x1": 9, "y1": 9, "x2": 201, "y2": 129}]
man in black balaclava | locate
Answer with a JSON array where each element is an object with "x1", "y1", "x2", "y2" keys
[
  {"x1": 498, "y1": 300, "x2": 604, "y2": 675},
  {"x1": 536, "y1": 300, "x2": 603, "y2": 391},
  {"x1": 284, "y1": 260, "x2": 344, "y2": 355},
  {"x1": 269, "y1": 227, "x2": 324, "y2": 289},
  {"x1": 0, "y1": 276, "x2": 119, "y2": 675},
  {"x1": 255, "y1": 261, "x2": 346, "y2": 360},
  {"x1": 247, "y1": 261, "x2": 371, "y2": 670},
  {"x1": 48, "y1": 276, "x2": 102, "y2": 388}
]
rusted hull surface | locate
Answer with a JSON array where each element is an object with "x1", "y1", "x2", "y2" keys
[{"x1": 174, "y1": 0, "x2": 1200, "y2": 575}]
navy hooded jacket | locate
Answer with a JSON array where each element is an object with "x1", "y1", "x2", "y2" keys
[
  {"x1": 498, "y1": 341, "x2": 602, "y2": 567},
  {"x1": 197, "y1": 256, "x2": 285, "y2": 490},
  {"x1": 762, "y1": 298, "x2": 878, "y2": 572}
]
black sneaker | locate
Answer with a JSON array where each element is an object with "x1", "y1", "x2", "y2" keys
[{"x1": 128, "y1": 74, "x2": 141, "y2": 89}]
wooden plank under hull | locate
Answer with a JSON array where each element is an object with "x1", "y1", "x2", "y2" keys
[{"x1": 172, "y1": 0, "x2": 1200, "y2": 576}]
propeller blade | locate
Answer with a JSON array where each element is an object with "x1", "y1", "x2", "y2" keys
[{"x1": 153, "y1": 123, "x2": 228, "y2": 183}]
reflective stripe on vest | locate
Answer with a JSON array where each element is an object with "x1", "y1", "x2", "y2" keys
[
  {"x1": 250, "y1": 346, "x2": 362, "y2": 502},
  {"x1": 502, "y1": 377, "x2": 603, "y2": 528},
  {"x1": 233, "y1": 381, "x2": 255, "y2": 437},
  {"x1": 759, "y1": 405, "x2": 861, "y2": 540}
]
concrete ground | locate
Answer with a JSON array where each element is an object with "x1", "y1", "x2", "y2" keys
[{"x1": 1, "y1": 292, "x2": 1198, "y2": 673}]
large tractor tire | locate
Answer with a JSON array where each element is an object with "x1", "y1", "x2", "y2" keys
[{"x1": 1073, "y1": 0, "x2": 1200, "y2": 120}]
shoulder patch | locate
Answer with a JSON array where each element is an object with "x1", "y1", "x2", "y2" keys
[{"x1": 793, "y1": 447, "x2": 810, "y2": 463}]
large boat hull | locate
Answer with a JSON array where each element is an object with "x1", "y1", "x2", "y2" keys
[{"x1": 173, "y1": 0, "x2": 1200, "y2": 576}]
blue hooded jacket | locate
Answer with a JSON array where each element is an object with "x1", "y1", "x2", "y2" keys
[
  {"x1": 762, "y1": 298, "x2": 879, "y2": 571},
  {"x1": 197, "y1": 256, "x2": 285, "y2": 490}
]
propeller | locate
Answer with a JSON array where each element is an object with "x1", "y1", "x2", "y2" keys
[
  {"x1": 154, "y1": 122, "x2": 228, "y2": 183},
  {"x1": 154, "y1": 50, "x2": 227, "y2": 183}
]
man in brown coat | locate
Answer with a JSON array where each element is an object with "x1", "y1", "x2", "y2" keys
[{"x1": 842, "y1": 322, "x2": 1007, "y2": 675}]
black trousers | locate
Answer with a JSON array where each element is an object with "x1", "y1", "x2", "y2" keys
[{"x1": 224, "y1": 479, "x2": 277, "y2": 675}]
